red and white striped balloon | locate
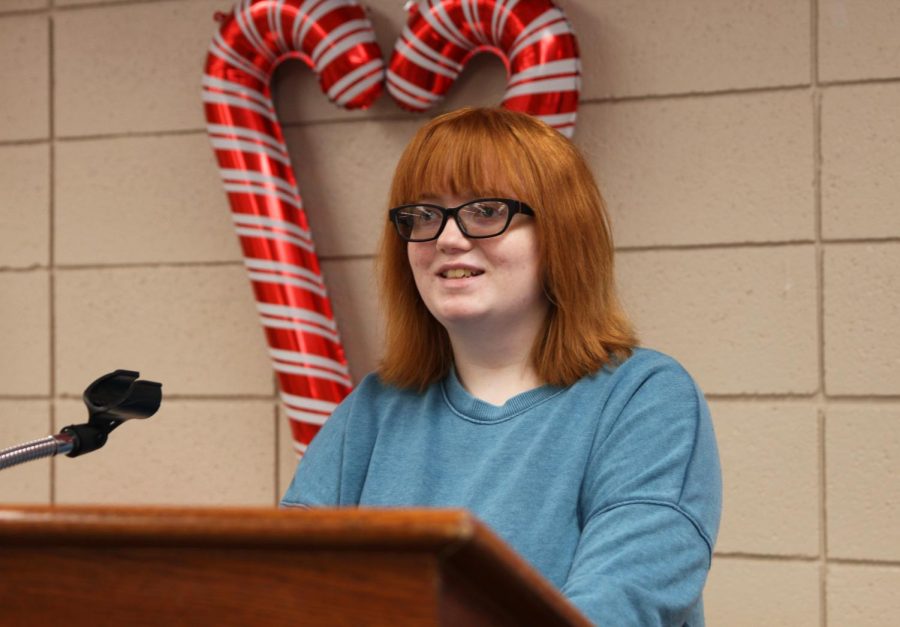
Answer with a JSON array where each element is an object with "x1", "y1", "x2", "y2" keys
[
  {"x1": 387, "y1": 0, "x2": 580, "y2": 137},
  {"x1": 203, "y1": 0, "x2": 383, "y2": 457}
]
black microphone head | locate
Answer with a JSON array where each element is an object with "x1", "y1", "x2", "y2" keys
[{"x1": 83, "y1": 370, "x2": 162, "y2": 422}]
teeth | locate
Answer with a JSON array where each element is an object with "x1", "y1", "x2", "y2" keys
[{"x1": 443, "y1": 268, "x2": 475, "y2": 279}]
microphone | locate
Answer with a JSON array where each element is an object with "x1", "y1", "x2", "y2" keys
[{"x1": 0, "y1": 370, "x2": 162, "y2": 471}]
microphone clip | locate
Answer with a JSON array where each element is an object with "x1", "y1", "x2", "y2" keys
[{"x1": 61, "y1": 370, "x2": 162, "y2": 458}]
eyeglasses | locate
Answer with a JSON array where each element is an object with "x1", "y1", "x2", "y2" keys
[{"x1": 388, "y1": 198, "x2": 535, "y2": 242}]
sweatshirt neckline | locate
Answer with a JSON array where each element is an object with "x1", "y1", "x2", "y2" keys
[{"x1": 441, "y1": 367, "x2": 563, "y2": 424}]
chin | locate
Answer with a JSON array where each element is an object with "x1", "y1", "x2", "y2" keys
[{"x1": 432, "y1": 307, "x2": 489, "y2": 327}]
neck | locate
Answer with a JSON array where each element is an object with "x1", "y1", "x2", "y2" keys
[{"x1": 446, "y1": 313, "x2": 547, "y2": 406}]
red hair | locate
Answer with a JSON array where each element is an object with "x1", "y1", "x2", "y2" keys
[{"x1": 378, "y1": 107, "x2": 636, "y2": 390}]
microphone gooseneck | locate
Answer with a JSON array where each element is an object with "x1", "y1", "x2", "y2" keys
[
  {"x1": 0, "y1": 434, "x2": 76, "y2": 470},
  {"x1": 0, "y1": 370, "x2": 162, "y2": 472}
]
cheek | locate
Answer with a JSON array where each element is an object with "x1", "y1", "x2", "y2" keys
[
  {"x1": 407, "y1": 244, "x2": 422, "y2": 267},
  {"x1": 407, "y1": 244, "x2": 432, "y2": 280},
  {"x1": 497, "y1": 237, "x2": 541, "y2": 280},
  {"x1": 516, "y1": 252, "x2": 545, "y2": 301}
]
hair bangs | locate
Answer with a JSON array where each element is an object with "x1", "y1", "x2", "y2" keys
[{"x1": 390, "y1": 113, "x2": 531, "y2": 206}]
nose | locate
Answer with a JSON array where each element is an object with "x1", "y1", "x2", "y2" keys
[{"x1": 436, "y1": 214, "x2": 472, "y2": 252}]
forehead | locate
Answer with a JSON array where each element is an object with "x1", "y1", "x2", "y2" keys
[{"x1": 415, "y1": 194, "x2": 508, "y2": 206}]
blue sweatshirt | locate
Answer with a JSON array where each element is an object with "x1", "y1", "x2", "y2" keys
[{"x1": 282, "y1": 348, "x2": 722, "y2": 626}]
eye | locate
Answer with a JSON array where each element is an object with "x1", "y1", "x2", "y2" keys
[
  {"x1": 395, "y1": 211, "x2": 416, "y2": 227},
  {"x1": 467, "y1": 201, "x2": 508, "y2": 220},
  {"x1": 399, "y1": 206, "x2": 438, "y2": 224},
  {"x1": 474, "y1": 203, "x2": 496, "y2": 217},
  {"x1": 413, "y1": 206, "x2": 440, "y2": 223}
]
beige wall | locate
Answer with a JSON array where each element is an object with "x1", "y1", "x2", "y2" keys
[{"x1": 1, "y1": 0, "x2": 898, "y2": 623}]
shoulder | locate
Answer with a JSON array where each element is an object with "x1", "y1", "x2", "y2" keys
[
  {"x1": 584, "y1": 347, "x2": 713, "y2": 491},
  {"x1": 305, "y1": 372, "x2": 404, "y2": 438},
  {"x1": 326, "y1": 371, "x2": 439, "y2": 432},
  {"x1": 612, "y1": 347, "x2": 694, "y2": 383},
  {"x1": 281, "y1": 372, "x2": 427, "y2": 507},
  {"x1": 344, "y1": 371, "x2": 428, "y2": 408},
  {"x1": 597, "y1": 347, "x2": 700, "y2": 406},
  {"x1": 570, "y1": 347, "x2": 699, "y2": 410}
]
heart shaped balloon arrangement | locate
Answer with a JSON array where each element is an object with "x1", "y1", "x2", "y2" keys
[{"x1": 202, "y1": 0, "x2": 580, "y2": 456}]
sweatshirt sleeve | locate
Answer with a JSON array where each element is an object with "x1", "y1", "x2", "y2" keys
[{"x1": 561, "y1": 355, "x2": 722, "y2": 626}]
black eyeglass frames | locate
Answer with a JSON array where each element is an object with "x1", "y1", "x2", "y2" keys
[{"x1": 388, "y1": 198, "x2": 535, "y2": 242}]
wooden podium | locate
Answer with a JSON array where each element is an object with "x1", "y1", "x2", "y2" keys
[{"x1": 0, "y1": 506, "x2": 590, "y2": 626}]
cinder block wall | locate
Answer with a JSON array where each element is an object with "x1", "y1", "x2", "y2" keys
[{"x1": 1, "y1": 0, "x2": 897, "y2": 624}]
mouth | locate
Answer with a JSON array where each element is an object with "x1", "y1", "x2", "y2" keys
[{"x1": 439, "y1": 268, "x2": 484, "y2": 279}]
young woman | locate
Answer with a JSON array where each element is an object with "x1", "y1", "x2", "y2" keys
[{"x1": 282, "y1": 107, "x2": 722, "y2": 626}]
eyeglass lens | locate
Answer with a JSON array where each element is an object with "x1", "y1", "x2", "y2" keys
[{"x1": 395, "y1": 200, "x2": 512, "y2": 241}]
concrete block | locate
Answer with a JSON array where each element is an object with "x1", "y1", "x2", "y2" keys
[
  {"x1": 0, "y1": 143, "x2": 49, "y2": 267},
  {"x1": 826, "y1": 405, "x2": 900, "y2": 561},
  {"x1": 320, "y1": 257, "x2": 382, "y2": 383},
  {"x1": 56, "y1": 0, "x2": 128, "y2": 5},
  {"x1": 0, "y1": 400, "x2": 51, "y2": 504},
  {"x1": 578, "y1": 91, "x2": 814, "y2": 247},
  {"x1": 55, "y1": 133, "x2": 240, "y2": 265},
  {"x1": 705, "y1": 556, "x2": 820, "y2": 627},
  {"x1": 283, "y1": 118, "x2": 421, "y2": 257},
  {"x1": 711, "y1": 401, "x2": 819, "y2": 556},
  {"x1": 0, "y1": 14, "x2": 48, "y2": 141},
  {"x1": 0, "y1": 0, "x2": 47, "y2": 12},
  {"x1": 0, "y1": 270, "x2": 49, "y2": 395},
  {"x1": 819, "y1": 0, "x2": 900, "y2": 82},
  {"x1": 54, "y1": 399, "x2": 277, "y2": 506},
  {"x1": 828, "y1": 564, "x2": 900, "y2": 627},
  {"x1": 821, "y1": 83, "x2": 900, "y2": 240},
  {"x1": 567, "y1": 0, "x2": 809, "y2": 99},
  {"x1": 616, "y1": 246, "x2": 818, "y2": 395},
  {"x1": 55, "y1": 265, "x2": 272, "y2": 396},
  {"x1": 54, "y1": 0, "x2": 225, "y2": 136},
  {"x1": 824, "y1": 243, "x2": 900, "y2": 396}
]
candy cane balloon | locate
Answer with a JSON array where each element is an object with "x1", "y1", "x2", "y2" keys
[
  {"x1": 203, "y1": 0, "x2": 383, "y2": 457},
  {"x1": 388, "y1": 0, "x2": 581, "y2": 137}
]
